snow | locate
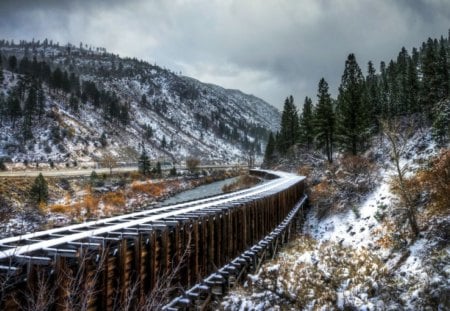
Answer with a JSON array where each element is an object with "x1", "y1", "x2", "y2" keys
[
  {"x1": 0, "y1": 171, "x2": 303, "y2": 259},
  {"x1": 0, "y1": 42, "x2": 280, "y2": 165},
  {"x1": 304, "y1": 178, "x2": 392, "y2": 257},
  {"x1": 223, "y1": 132, "x2": 449, "y2": 310}
]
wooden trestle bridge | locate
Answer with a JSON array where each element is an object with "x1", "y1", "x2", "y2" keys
[{"x1": 0, "y1": 170, "x2": 307, "y2": 310}]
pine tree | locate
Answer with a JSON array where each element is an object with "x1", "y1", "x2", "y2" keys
[
  {"x1": 169, "y1": 166, "x2": 177, "y2": 176},
  {"x1": 432, "y1": 100, "x2": 450, "y2": 144},
  {"x1": 154, "y1": 161, "x2": 162, "y2": 176},
  {"x1": 263, "y1": 132, "x2": 276, "y2": 165},
  {"x1": 8, "y1": 55, "x2": 17, "y2": 72},
  {"x1": 138, "y1": 148, "x2": 151, "y2": 176},
  {"x1": 336, "y1": 54, "x2": 369, "y2": 155},
  {"x1": 314, "y1": 78, "x2": 334, "y2": 162},
  {"x1": 0, "y1": 52, "x2": 3, "y2": 86},
  {"x1": 278, "y1": 95, "x2": 300, "y2": 153},
  {"x1": 161, "y1": 136, "x2": 167, "y2": 149},
  {"x1": 30, "y1": 173, "x2": 48, "y2": 204},
  {"x1": 406, "y1": 57, "x2": 420, "y2": 114},
  {"x1": 7, "y1": 94, "x2": 21, "y2": 128},
  {"x1": 299, "y1": 96, "x2": 314, "y2": 149},
  {"x1": 437, "y1": 38, "x2": 449, "y2": 101},
  {"x1": 420, "y1": 38, "x2": 439, "y2": 121},
  {"x1": 379, "y1": 61, "x2": 390, "y2": 119},
  {"x1": 365, "y1": 61, "x2": 380, "y2": 133},
  {"x1": 37, "y1": 84, "x2": 45, "y2": 121},
  {"x1": 396, "y1": 47, "x2": 410, "y2": 114}
]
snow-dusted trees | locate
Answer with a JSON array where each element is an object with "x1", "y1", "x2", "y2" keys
[
  {"x1": 299, "y1": 96, "x2": 314, "y2": 149},
  {"x1": 336, "y1": 54, "x2": 370, "y2": 155},
  {"x1": 382, "y1": 119, "x2": 419, "y2": 237},
  {"x1": 314, "y1": 78, "x2": 334, "y2": 163},
  {"x1": 30, "y1": 173, "x2": 49, "y2": 205},
  {"x1": 278, "y1": 95, "x2": 300, "y2": 154},
  {"x1": 138, "y1": 148, "x2": 151, "y2": 176},
  {"x1": 0, "y1": 52, "x2": 3, "y2": 85}
]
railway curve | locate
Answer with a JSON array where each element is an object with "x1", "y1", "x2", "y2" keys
[{"x1": 0, "y1": 169, "x2": 307, "y2": 310}]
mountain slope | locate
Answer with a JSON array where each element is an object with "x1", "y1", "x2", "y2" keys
[{"x1": 0, "y1": 40, "x2": 280, "y2": 165}]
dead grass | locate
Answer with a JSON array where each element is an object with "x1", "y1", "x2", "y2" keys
[
  {"x1": 222, "y1": 175, "x2": 260, "y2": 193},
  {"x1": 131, "y1": 181, "x2": 165, "y2": 197},
  {"x1": 229, "y1": 236, "x2": 388, "y2": 310}
]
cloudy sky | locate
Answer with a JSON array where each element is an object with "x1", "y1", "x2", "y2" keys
[{"x1": 0, "y1": 0, "x2": 449, "y2": 109}]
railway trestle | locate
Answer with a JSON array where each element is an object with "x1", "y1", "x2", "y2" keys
[{"x1": 0, "y1": 170, "x2": 307, "y2": 310}]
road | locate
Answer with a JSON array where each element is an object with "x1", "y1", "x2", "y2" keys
[{"x1": 0, "y1": 164, "x2": 248, "y2": 178}]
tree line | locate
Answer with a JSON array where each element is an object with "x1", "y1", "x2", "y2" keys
[
  {"x1": 264, "y1": 33, "x2": 450, "y2": 165},
  {"x1": 0, "y1": 52, "x2": 130, "y2": 143}
]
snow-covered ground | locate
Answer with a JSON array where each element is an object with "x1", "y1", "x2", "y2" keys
[{"x1": 222, "y1": 133, "x2": 450, "y2": 310}]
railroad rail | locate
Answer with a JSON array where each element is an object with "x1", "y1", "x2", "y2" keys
[{"x1": 0, "y1": 170, "x2": 307, "y2": 310}]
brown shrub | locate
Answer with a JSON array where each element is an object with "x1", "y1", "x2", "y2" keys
[
  {"x1": 310, "y1": 181, "x2": 337, "y2": 219},
  {"x1": 339, "y1": 155, "x2": 376, "y2": 182},
  {"x1": 421, "y1": 149, "x2": 450, "y2": 215},
  {"x1": 83, "y1": 191, "x2": 99, "y2": 218},
  {"x1": 102, "y1": 191, "x2": 126, "y2": 208},
  {"x1": 49, "y1": 204, "x2": 70, "y2": 214},
  {"x1": 131, "y1": 181, "x2": 164, "y2": 197}
]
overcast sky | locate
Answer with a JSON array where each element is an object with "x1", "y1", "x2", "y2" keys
[{"x1": 0, "y1": 0, "x2": 449, "y2": 109}]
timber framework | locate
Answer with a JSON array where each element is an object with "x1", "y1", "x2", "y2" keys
[{"x1": 0, "y1": 170, "x2": 307, "y2": 310}]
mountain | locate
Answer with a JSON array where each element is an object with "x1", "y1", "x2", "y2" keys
[{"x1": 0, "y1": 40, "x2": 280, "y2": 166}]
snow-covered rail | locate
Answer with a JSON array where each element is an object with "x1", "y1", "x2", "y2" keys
[{"x1": 0, "y1": 170, "x2": 306, "y2": 310}]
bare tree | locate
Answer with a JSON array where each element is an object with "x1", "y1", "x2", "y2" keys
[
  {"x1": 381, "y1": 119, "x2": 419, "y2": 237},
  {"x1": 101, "y1": 153, "x2": 117, "y2": 175},
  {"x1": 186, "y1": 157, "x2": 200, "y2": 173}
]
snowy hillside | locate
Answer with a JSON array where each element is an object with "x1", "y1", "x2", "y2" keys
[
  {"x1": 0, "y1": 40, "x2": 280, "y2": 165},
  {"x1": 222, "y1": 129, "x2": 450, "y2": 310}
]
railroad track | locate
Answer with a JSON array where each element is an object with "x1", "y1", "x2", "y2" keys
[
  {"x1": 0, "y1": 170, "x2": 306, "y2": 310},
  {"x1": 0, "y1": 170, "x2": 300, "y2": 265}
]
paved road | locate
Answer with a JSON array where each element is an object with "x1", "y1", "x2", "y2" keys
[
  {"x1": 0, "y1": 165, "x2": 249, "y2": 178},
  {"x1": 0, "y1": 166, "x2": 137, "y2": 177}
]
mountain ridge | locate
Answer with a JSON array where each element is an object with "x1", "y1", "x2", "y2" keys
[{"x1": 0, "y1": 40, "x2": 280, "y2": 166}]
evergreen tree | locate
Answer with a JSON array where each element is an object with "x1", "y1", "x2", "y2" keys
[
  {"x1": 0, "y1": 52, "x2": 3, "y2": 85},
  {"x1": 30, "y1": 173, "x2": 48, "y2": 204},
  {"x1": 263, "y1": 132, "x2": 276, "y2": 165},
  {"x1": 8, "y1": 55, "x2": 17, "y2": 72},
  {"x1": 278, "y1": 95, "x2": 300, "y2": 153},
  {"x1": 379, "y1": 61, "x2": 390, "y2": 119},
  {"x1": 299, "y1": 96, "x2": 314, "y2": 149},
  {"x1": 22, "y1": 81, "x2": 37, "y2": 141},
  {"x1": 7, "y1": 94, "x2": 21, "y2": 128},
  {"x1": 437, "y1": 38, "x2": 449, "y2": 101},
  {"x1": 138, "y1": 148, "x2": 151, "y2": 176},
  {"x1": 314, "y1": 78, "x2": 334, "y2": 163},
  {"x1": 154, "y1": 161, "x2": 162, "y2": 176},
  {"x1": 37, "y1": 84, "x2": 45, "y2": 121},
  {"x1": 396, "y1": 47, "x2": 410, "y2": 114},
  {"x1": 365, "y1": 61, "x2": 380, "y2": 133},
  {"x1": 386, "y1": 60, "x2": 399, "y2": 116},
  {"x1": 420, "y1": 38, "x2": 439, "y2": 120},
  {"x1": 336, "y1": 54, "x2": 369, "y2": 155},
  {"x1": 169, "y1": 166, "x2": 177, "y2": 176},
  {"x1": 406, "y1": 57, "x2": 420, "y2": 114},
  {"x1": 432, "y1": 100, "x2": 450, "y2": 144},
  {"x1": 161, "y1": 136, "x2": 167, "y2": 149}
]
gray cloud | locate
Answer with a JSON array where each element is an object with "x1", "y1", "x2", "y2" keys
[{"x1": 0, "y1": 0, "x2": 448, "y2": 109}]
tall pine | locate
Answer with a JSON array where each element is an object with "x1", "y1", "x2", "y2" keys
[
  {"x1": 365, "y1": 61, "x2": 380, "y2": 133},
  {"x1": 299, "y1": 96, "x2": 314, "y2": 149},
  {"x1": 278, "y1": 95, "x2": 300, "y2": 153},
  {"x1": 336, "y1": 54, "x2": 369, "y2": 155},
  {"x1": 314, "y1": 78, "x2": 334, "y2": 163},
  {"x1": 263, "y1": 132, "x2": 276, "y2": 166}
]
